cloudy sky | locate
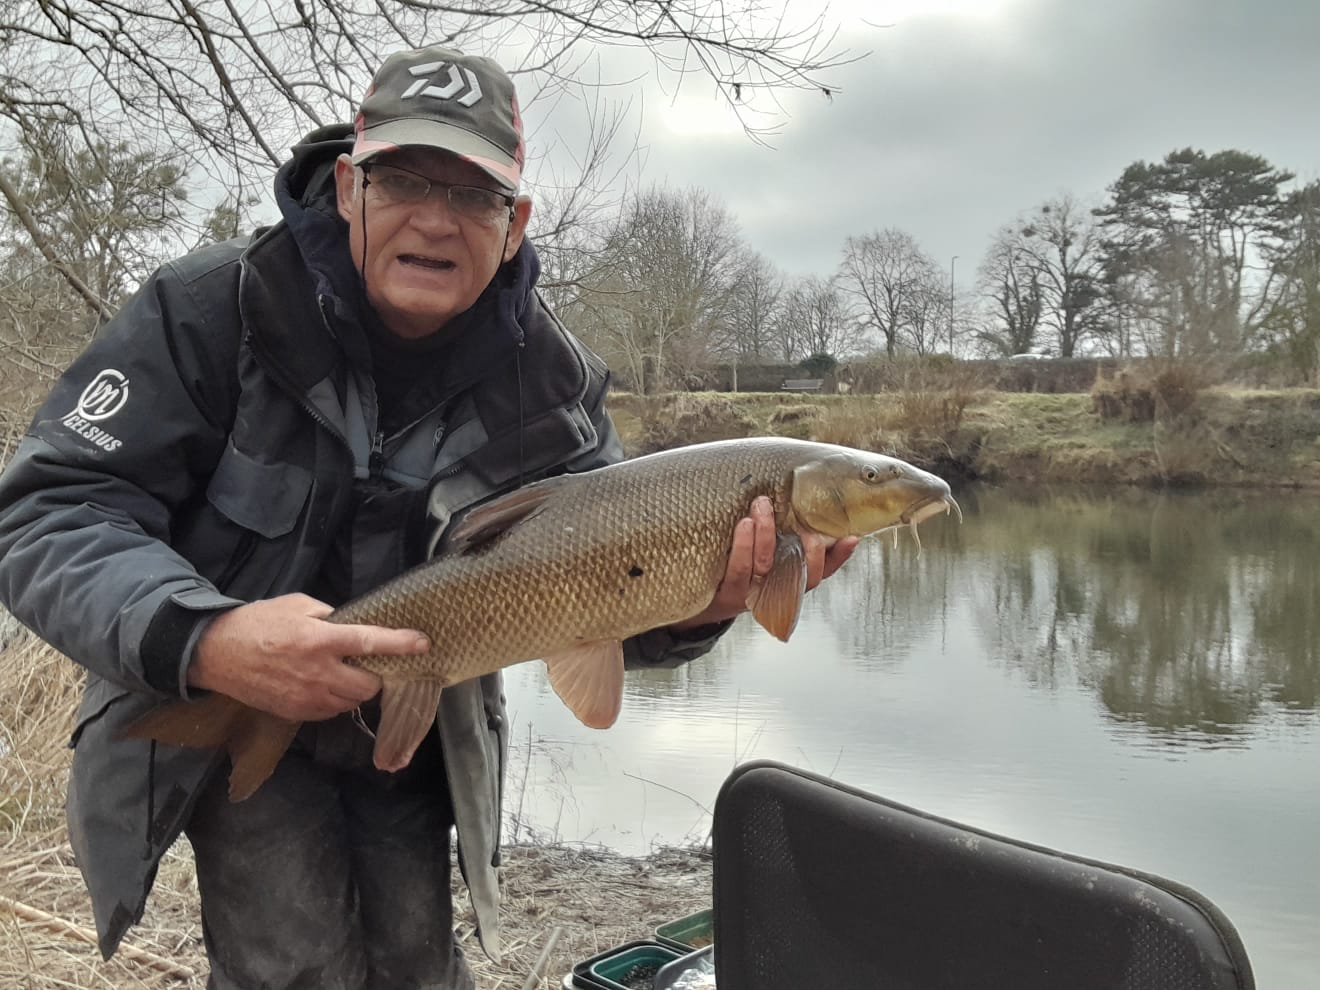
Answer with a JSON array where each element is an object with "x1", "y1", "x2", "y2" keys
[{"x1": 524, "y1": 0, "x2": 1320, "y2": 290}]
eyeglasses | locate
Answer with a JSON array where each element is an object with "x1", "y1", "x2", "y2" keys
[{"x1": 360, "y1": 163, "x2": 514, "y2": 224}]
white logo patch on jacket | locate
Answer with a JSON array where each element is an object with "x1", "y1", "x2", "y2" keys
[{"x1": 61, "y1": 369, "x2": 128, "y2": 451}]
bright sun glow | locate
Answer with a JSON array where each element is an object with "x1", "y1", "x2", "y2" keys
[{"x1": 654, "y1": 92, "x2": 751, "y2": 138}]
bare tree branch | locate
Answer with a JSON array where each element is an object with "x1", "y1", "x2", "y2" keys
[{"x1": 0, "y1": 169, "x2": 114, "y2": 323}]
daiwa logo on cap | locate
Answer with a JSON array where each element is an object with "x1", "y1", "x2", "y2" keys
[
  {"x1": 61, "y1": 368, "x2": 128, "y2": 451},
  {"x1": 401, "y1": 60, "x2": 484, "y2": 107}
]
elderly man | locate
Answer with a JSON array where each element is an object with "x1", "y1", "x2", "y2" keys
[{"x1": 0, "y1": 46, "x2": 855, "y2": 988}]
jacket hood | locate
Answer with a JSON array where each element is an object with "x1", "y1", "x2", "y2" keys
[{"x1": 270, "y1": 124, "x2": 538, "y2": 381}]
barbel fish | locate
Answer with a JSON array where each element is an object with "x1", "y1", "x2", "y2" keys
[{"x1": 128, "y1": 437, "x2": 959, "y2": 799}]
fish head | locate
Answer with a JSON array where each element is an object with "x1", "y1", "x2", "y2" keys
[{"x1": 790, "y1": 448, "x2": 960, "y2": 540}]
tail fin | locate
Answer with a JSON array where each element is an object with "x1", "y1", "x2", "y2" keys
[{"x1": 123, "y1": 695, "x2": 300, "y2": 802}]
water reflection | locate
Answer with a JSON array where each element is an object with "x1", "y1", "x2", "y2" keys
[
  {"x1": 933, "y1": 487, "x2": 1318, "y2": 738},
  {"x1": 620, "y1": 485, "x2": 1320, "y2": 738}
]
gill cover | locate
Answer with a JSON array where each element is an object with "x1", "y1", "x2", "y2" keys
[{"x1": 791, "y1": 451, "x2": 904, "y2": 539}]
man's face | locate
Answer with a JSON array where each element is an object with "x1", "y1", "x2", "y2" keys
[{"x1": 335, "y1": 148, "x2": 531, "y2": 340}]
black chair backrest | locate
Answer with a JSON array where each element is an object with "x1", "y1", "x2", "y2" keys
[{"x1": 713, "y1": 761, "x2": 1255, "y2": 990}]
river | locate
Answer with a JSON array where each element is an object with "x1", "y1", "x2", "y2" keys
[{"x1": 503, "y1": 483, "x2": 1320, "y2": 989}]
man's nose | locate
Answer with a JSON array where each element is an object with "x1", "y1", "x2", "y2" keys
[{"x1": 408, "y1": 188, "x2": 461, "y2": 227}]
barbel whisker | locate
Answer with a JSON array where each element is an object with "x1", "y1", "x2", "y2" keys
[{"x1": 352, "y1": 706, "x2": 376, "y2": 740}]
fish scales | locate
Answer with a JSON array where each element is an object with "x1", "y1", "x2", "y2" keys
[
  {"x1": 330, "y1": 438, "x2": 800, "y2": 683},
  {"x1": 124, "y1": 436, "x2": 957, "y2": 801}
]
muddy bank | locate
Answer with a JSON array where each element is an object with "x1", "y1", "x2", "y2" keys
[{"x1": 0, "y1": 830, "x2": 712, "y2": 989}]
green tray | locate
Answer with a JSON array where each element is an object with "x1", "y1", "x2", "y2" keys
[
  {"x1": 654, "y1": 908, "x2": 714, "y2": 951},
  {"x1": 580, "y1": 941, "x2": 684, "y2": 990}
]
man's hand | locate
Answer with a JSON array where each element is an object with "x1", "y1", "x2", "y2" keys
[
  {"x1": 187, "y1": 593, "x2": 429, "y2": 722},
  {"x1": 670, "y1": 496, "x2": 859, "y2": 633}
]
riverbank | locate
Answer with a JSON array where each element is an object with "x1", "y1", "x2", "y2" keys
[
  {"x1": 0, "y1": 637, "x2": 712, "y2": 988},
  {"x1": 606, "y1": 386, "x2": 1320, "y2": 489}
]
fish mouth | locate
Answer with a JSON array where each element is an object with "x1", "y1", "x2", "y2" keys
[
  {"x1": 901, "y1": 492, "x2": 962, "y2": 527},
  {"x1": 883, "y1": 492, "x2": 961, "y2": 552}
]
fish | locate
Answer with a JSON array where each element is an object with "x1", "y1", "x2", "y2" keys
[{"x1": 126, "y1": 437, "x2": 959, "y2": 800}]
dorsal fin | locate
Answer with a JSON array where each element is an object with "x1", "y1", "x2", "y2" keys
[{"x1": 444, "y1": 478, "x2": 565, "y2": 554}]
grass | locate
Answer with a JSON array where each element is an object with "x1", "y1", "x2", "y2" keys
[{"x1": 607, "y1": 387, "x2": 1320, "y2": 489}]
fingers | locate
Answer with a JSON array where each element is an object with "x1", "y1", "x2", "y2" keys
[
  {"x1": 292, "y1": 593, "x2": 335, "y2": 620},
  {"x1": 670, "y1": 500, "x2": 861, "y2": 636},
  {"x1": 669, "y1": 496, "x2": 773, "y2": 631},
  {"x1": 749, "y1": 496, "x2": 777, "y2": 576},
  {"x1": 189, "y1": 594, "x2": 426, "y2": 722},
  {"x1": 325, "y1": 666, "x2": 384, "y2": 706},
  {"x1": 322, "y1": 622, "x2": 430, "y2": 660},
  {"x1": 800, "y1": 533, "x2": 860, "y2": 591},
  {"x1": 821, "y1": 536, "x2": 860, "y2": 582}
]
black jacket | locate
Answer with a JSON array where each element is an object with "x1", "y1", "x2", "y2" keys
[{"x1": 0, "y1": 124, "x2": 724, "y2": 959}]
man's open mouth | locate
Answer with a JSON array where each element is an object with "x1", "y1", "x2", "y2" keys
[{"x1": 401, "y1": 254, "x2": 454, "y2": 270}]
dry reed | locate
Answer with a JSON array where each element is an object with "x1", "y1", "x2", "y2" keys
[{"x1": 0, "y1": 634, "x2": 712, "y2": 988}]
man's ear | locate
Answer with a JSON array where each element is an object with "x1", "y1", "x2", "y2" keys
[
  {"x1": 503, "y1": 196, "x2": 533, "y2": 262},
  {"x1": 335, "y1": 154, "x2": 358, "y2": 223}
]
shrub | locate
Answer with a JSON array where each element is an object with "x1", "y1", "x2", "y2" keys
[
  {"x1": 798, "y1": 353, "x2": 838, "y2": 377},
  {"x1": 1091, "y1": 360, "x2": 1216, "y2": 423},
  {"x1": 634, "y1": 393, "x2": 756, "y2": 453}
]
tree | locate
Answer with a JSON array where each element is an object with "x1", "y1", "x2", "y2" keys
[
  {"x1": 778, "y1": 276, "x2": 862, "y2": 362},
  {"x1": 1019, "y1": 195, "x2": 1104, "y2": 357},
  {"x1": 579, "y1": 185, "x2": 747, "y2": 392},
  {"x1": 0, "y1": 2, "x2": 856, "y2": 366},
  {"x1": 721, "y1": 251, "x2": 785, "y2": 363},
  {"x1": 976, "y1": 226, "x2": 1043, "y2": 356},
  {"x1": 1095, "y1": 148, "x2": 1292, "y2": 357},
  {"x1": 900, "y1": 277, "x2": 952, "y2": 357},
  {"x1": 0, "y1": 128, "x2": 195, "y2": 408},
  {"x1": 839, "y1": 228, "x2": 939, "y2": 357},
  {"x1": 0, "y1": 1, "x2": 853, "y2": 227},
  {"x1": 1257, "y1": 181, "x2": 1320, "y2": 382}
]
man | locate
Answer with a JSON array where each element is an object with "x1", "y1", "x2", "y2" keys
[{"x1": 0, "y1": 47, "x2": 855, "y2": 988}]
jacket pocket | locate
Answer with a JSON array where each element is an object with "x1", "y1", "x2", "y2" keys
[
  {"x1": 69, "y1": 677, "x2": 131, "y2": 749},
  {"x1": 206, "y1": 439, "x2": 313, "y2": 538}
]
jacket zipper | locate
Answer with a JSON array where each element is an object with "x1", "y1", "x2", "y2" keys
[
  {"x1": 243, "y1": 300, "x2": 354, "y2": 459},
  {"x1": 369, "y1": 430, "x2": 385, "y2": 477}
]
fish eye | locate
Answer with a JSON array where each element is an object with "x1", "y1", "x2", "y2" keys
[{"x1": 862, "y1": 464, "x2": 898, "y2": 484}]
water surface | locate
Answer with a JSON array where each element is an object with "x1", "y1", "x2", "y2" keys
[{"x1": 504, "y1": 485, "x2": 1320, "y2": 988}]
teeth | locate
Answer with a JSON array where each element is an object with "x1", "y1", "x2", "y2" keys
[{"x1": 403, "y1": 255, "x2": 452, "y2": 269}]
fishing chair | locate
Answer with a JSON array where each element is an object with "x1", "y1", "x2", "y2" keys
[{"x1": 711, "y1": 760, "x2": 1255, "y2": 990}]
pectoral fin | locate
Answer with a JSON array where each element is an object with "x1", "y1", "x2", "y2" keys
[
  {"x1": 443, "y1": 479, "x2": 564, "y2": 554},
  {"x1": 123, "y1": 694, "x2": 300, "y2": 803},
  {"x1": 373, "y1": 679, "x2": 444, "y2": 772},
  {"x1": 747, "y1": 532, "x2": 808, "y2": 642},
  {"x1": 544, "y1": 640, "x2": 625, "y2": 729}
]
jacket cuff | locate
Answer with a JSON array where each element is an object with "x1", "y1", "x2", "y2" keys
[
  {"x1": 140, "y1": 591, "x2": 241, "y2": 697},
  {"x1": 623, "y1": 617, "x2": 734, "y2": 671}
]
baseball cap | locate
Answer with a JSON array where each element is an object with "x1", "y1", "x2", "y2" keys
[{"x1": 351, "y1": 46, "x2": 525, "y2": 193}]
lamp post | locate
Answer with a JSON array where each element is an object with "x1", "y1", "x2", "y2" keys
[{"x1": 949, "y1": 255, "x2": 958, "y2": 356}]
